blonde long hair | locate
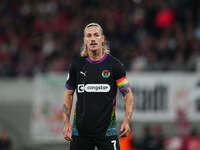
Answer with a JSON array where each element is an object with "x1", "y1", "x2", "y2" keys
[{"x1": 80, "y1": 23, "x2": 110, "y2": 57}]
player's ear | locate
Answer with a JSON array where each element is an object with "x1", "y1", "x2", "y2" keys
[
  {"x1": 83, "y1": 36, "x2": 86, "y2": 45},
  {"x1": 102, "y1": 35, "x2": 105, "y2": 41},
  {"x1": 101, "y1": 35, "x2": 105, "y2": 46}
]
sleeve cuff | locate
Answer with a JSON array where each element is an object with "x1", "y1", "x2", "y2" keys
[{"x1": 65, "y1": 83, "x2": 74, "y2": 90}]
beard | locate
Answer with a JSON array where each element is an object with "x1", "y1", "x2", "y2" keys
[
  {"x1": 92, "y1": 51, "x2": 98, "y2": 57},
  {"x1": 86, "y1": 44, "x2": 102, "y2": 57},
  {"x1": 91, "y1": 49, "x2": 97, "y2": 55},
  {"x1": 89, "y1": 47, "x2": 98, "y2": 56}
]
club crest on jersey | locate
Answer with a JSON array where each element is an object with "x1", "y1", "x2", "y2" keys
[{"x1": 102, "y1": 70, "x2": 110, "y2": 78}]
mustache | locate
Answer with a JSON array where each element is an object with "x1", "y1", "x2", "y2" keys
[{"x1": 90, "y1": 42, "x2": 97, "y2": 45}]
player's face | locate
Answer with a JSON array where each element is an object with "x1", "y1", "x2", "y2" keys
[{"x1": 84, "y1": 26, "x2": 104, "y2": 53}]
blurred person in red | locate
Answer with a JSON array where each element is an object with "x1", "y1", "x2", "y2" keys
[
  {"x1": 182, "y1": 128, "x2": 200, "y2": 150},
  {"x1": 119, "y1": 132, "x2": 137, "y2": 150},
  {"x1": 154, "y1": 2, "x2": 175, "y2": 28},
  {"x1": 0, "y1": 130, "x2": 12, "y2": 150}
]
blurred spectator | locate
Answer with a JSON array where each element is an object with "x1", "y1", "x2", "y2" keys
[
  {"x1": 182, "y1": 128, "x2": 200, "y2": 150},
  {"x1": 140, "y1": 126, "x2": 154, "y2": 150},
  {"x1": 154, "y1": 2, "x2": 175, "y2": 28},
  {"x1": 153, "y1": 124, "x2": 165, "y2": 150},
  {"x1": 176, "y1": 109, "x2": 190, "y2": 136},
  {"x1": 140, "y1": 125, "x2": 163, "y2": 150},
  {"x1": 164, "y1": 128, "x2": 200, "y2": 150},
  {"x1": 0, "y1": 130, "x2": 12, "y2": 150},
  {"x1": 119, "y1": 132, "x2": 136, "y2": 150},
  {"x1": 164, "y1": 136, "x2": 183, "y2": 150}
]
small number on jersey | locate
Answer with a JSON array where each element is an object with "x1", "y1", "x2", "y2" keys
[{"x1": 111, "y1": 140, "x2": 117, "y2": 150}]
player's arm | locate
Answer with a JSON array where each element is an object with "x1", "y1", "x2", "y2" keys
[
  {"x1": 62, "y1": 61, "x2": 76, "y2": 141},
  {"x1": 62, "y1": 89, "x2": 74, "y2": 141},
  {"x1": 63, "y1": 88, "x2": 74, "y2": 124},
  {"x1": 119, "y1": 87, "x2": 134, "y2": 137},
  {"x1": 121, "y1": 87, "x2": 134, "y2": 124},
  {"x1": 114, "y1": 60, "x2": 134, "y2": 137}
]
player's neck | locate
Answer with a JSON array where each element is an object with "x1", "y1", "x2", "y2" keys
[{"x1": 88, "y1": 49, "x2": 105, "y2": 61}]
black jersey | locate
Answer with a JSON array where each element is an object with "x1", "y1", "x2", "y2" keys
[{"x1": 65, "y1": 53, "x2": 130, "y2": 137}]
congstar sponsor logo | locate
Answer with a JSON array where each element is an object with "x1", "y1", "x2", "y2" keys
[{"x1": 77, "y1": 84, "x2": 110, "y2": 93}]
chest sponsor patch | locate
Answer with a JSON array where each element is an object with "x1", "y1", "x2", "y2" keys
[{"x1": 77, "y1": 84, "x2": 110, "y2": 93}]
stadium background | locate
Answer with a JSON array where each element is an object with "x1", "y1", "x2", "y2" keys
[{"x1": 0, "y1": 0, "x2": 200, "y2": 149}]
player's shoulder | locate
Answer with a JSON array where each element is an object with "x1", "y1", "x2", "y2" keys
[{"x1": 107, "y1": 54, "x2": 123, "y2": 66}]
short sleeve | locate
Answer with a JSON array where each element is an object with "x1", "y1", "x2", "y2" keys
[
  {"x1": 65, "y1": 62, "x2": 76, "y2": 90},
  {"x1": 113, "y1": 61, "x2": 130, "y2": 91}
]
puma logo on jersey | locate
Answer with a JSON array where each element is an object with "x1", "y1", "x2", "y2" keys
[{"x1": 80, "y1": 71, "x2": 86, "y2": 76}]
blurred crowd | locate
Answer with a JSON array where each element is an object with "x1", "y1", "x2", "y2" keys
[
  {"x1": 130, "y1": 125, "x2": 200, "y2": 150},
  {"x1": 0, "y1": 0, "x2": 200, "y2": 77}
]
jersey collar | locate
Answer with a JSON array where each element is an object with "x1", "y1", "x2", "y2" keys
[{"x1": 86, "y1": 53, "x2": 108, "y2": 64}]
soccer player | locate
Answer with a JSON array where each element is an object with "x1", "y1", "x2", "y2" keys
[{"x1": 62, "y1": 23, "x2": 134, "y2": 150}]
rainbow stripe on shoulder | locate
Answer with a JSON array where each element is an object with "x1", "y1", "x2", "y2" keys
[{"x1": 116, "y1": 76, "x2": 130, "y2": 90}]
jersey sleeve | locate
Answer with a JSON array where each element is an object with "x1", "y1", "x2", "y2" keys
[
  {"x1": 65, "y1": 61, "x2": 76, "y2": 90},
  {"x1": 113, "y1": 61, "x2": 130, "y2": 91}
]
